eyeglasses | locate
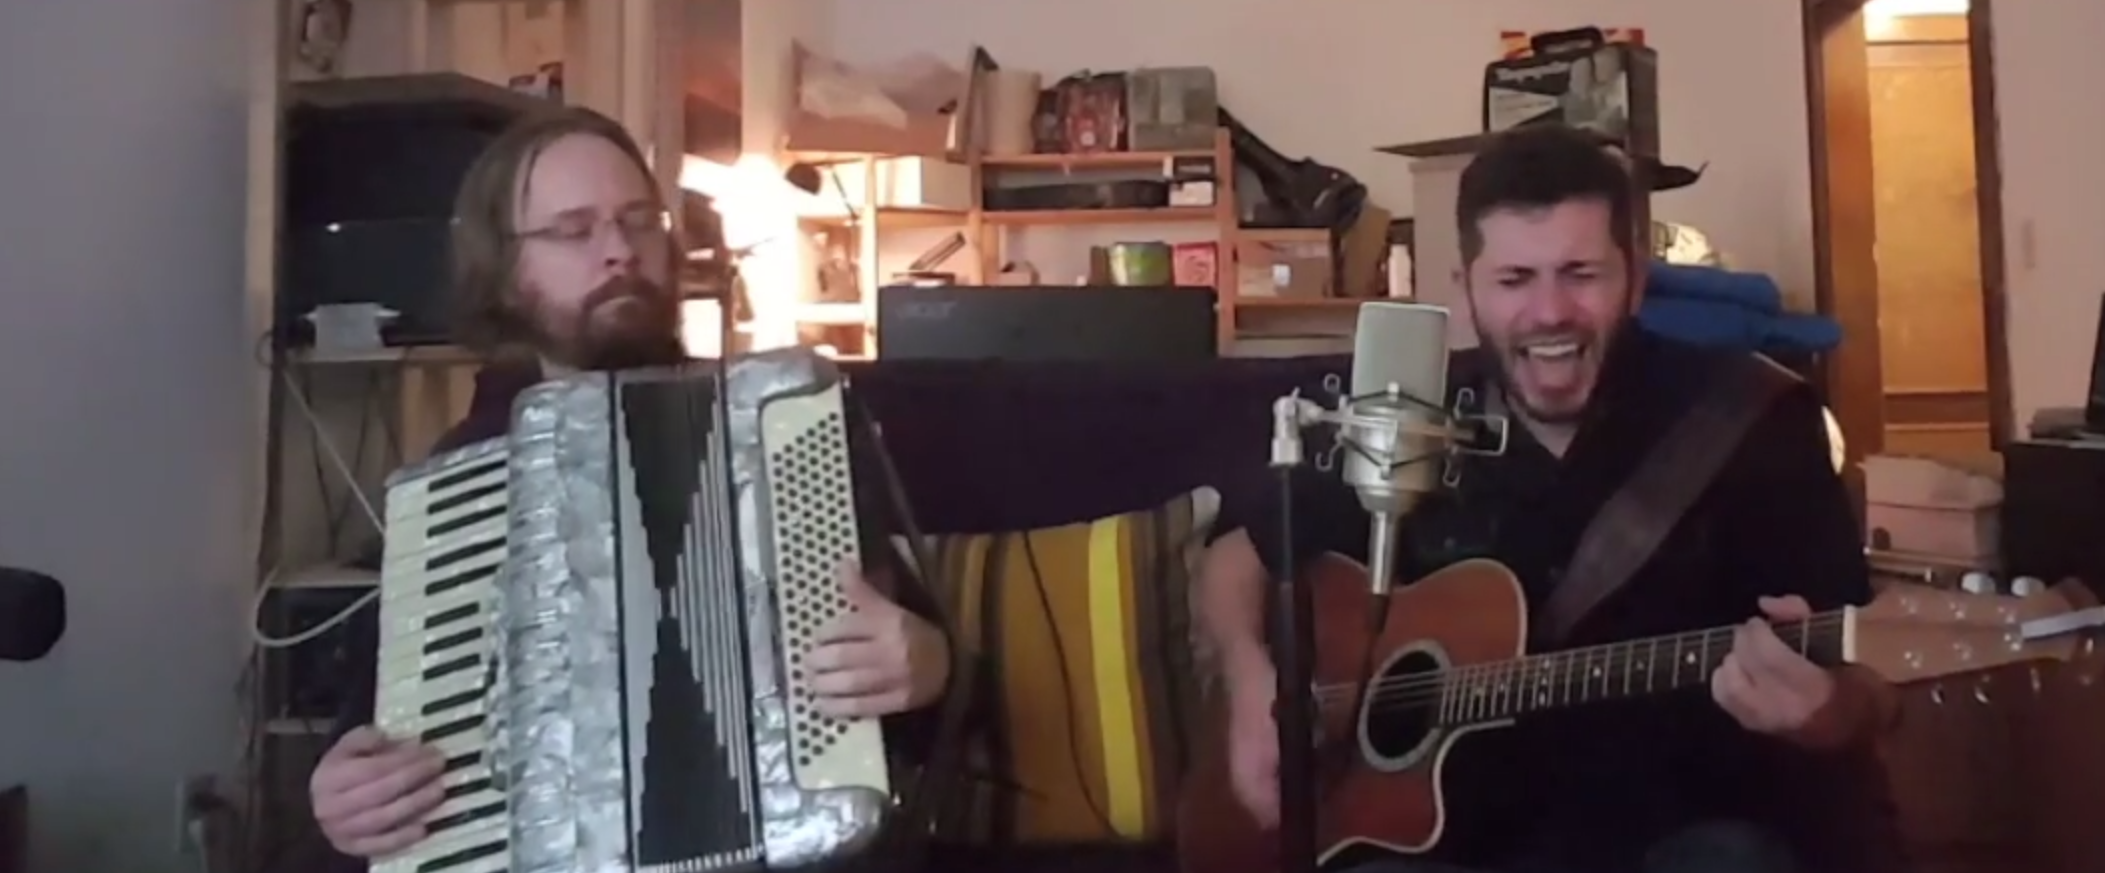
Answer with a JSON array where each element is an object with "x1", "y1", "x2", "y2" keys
[{"x1": 515, "y1": 206, "x2": 671, "y2": 247}]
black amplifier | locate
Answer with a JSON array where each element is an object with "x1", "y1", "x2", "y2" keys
[
  {"x1": 2002, "y1": 438, "x2": 2105, "y2": 592},
  {"x1": 279, "y1": 73, "x2": 551, "y2": 348}
]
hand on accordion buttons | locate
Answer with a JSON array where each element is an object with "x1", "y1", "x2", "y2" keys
[
  {"x1": 806, "y1": 562, "x2": 951, "y2": 717},
  {"x1": 310, "y1": 726, "x2": 446, "y2": 857}
]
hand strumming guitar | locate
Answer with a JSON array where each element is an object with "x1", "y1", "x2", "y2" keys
[{"x1": 805, "y1": 562, "x2": 950, "y2": 718}]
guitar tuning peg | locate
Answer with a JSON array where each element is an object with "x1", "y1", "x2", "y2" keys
[
  {"x1": 2031, "y1": 668, "x2": 2044, "y2": 693},
  {"x1": 2011, "y1": 576, "x2": 2046, "y2": 597},
  {"x1": 1960, "y1": 572, "x2": 1995, "y2": 595},
  {"x1": 1974, "y1": 684, "x2": 1992, "y2": 705},
  {"x1": 1930, "y1": 686, "x2": 1946, "y2": 705}
]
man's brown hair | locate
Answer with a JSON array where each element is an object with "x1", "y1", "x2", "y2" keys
[{"x1": 449, "y1": 106, "x2": 663, "y2": 353}]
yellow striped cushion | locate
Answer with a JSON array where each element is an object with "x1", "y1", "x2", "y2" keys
[{"x1": 909, "y1": 487, "x2": 1219, "y2": 846}]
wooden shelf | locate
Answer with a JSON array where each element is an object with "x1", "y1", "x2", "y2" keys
[
  {"x1": 981, "y1": 206, "x2": 1216, "y2": 226},
  {"x1": 793, "y1": 302, "x2": 868, "y2": 325},
  {"x1": 288, "y1": 344, "x2": 480, "y2": 367},
  {"x1": 1235, "y1": 227, "x2": 1331, "y2": 245},
  {"x1": 1236, "y1": 297, "x2": 1375, "y2": 310},
  {"x1": 798, "y1": 205, "x2": 967, "y2": 228},
  {"x1": 979, "y1": 149, "x2": 1215, "y2": 170}
]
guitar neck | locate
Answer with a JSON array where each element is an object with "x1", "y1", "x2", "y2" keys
[{"x1": 1434, "y1": 610, "x2": 1850, "y2": 724}]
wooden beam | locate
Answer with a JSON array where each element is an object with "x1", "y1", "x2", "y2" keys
[{"x1": 1804, "y1": 0, "x2": 1887, "y2": 485}]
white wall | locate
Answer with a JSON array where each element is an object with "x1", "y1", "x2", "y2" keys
[
  {"x1": 0, "y1": 0, "x2": 253, "y2": 871},
  {"x1": 1990, "y1": 0, "x2": 2104, "y2": 426},
  {"x1": 823, "y1": 0, "x2": 1818, "y2": 306}
]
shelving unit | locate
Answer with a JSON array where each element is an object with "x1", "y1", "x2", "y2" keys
[{"x1": 789, "y1": 128, "x2": 1374, "y2": 355}]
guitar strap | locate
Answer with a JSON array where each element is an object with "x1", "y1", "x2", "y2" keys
[{"x1": 1535, "y1": 354, "x2": 1802, "y2": 646}]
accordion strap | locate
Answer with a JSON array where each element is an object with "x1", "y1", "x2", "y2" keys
[{"x1": 859, "y1": 411, "x2": 977, "y2": 854}]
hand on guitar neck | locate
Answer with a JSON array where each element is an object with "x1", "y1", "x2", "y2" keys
[{"x1": 1178, "y1": 553, "x2": 2090, "y2": 873}]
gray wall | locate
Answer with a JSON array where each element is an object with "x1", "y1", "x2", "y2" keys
[{"x1": 0, "y1": 0, "x2": 255, "y2": 871}]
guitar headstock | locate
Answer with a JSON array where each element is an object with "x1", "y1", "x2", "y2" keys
[{"x1": 1845, "y1": 584, "x2": 2094, "y2": 687}]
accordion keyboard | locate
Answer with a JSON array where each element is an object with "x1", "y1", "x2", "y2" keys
[{"x1": 374, "y1": 440, "x2": 511, "y2": 873}]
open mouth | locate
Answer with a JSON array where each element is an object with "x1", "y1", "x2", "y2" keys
[
  {"x1": 1509, "y1": 337, "x2": 1593, "y2": 400},
  {"x1": 1518, "y1": 340, "x2": 1583, "y2": 362}
]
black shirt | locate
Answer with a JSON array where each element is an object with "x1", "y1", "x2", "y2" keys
[{"x1": 1241, "y1": 328, "x2": 1900, "y2": 873}]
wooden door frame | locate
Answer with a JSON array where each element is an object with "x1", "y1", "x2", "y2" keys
[{"x1": 1803, "y1": 0, "x2": 2013, "y2": 468}]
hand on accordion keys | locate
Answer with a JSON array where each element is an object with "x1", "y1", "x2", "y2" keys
[
  {"x1": 805, "y1": 561, "x2": 952, "y2": 718},
  {"x1": 311, "y1": 726, "x2": 447, "y2": 858}
]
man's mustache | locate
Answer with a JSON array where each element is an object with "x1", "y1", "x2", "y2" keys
[{"x1": 581, "y1": 277, "x2": 669, "y2": 312}]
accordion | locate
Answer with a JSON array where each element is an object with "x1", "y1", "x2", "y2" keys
[{"x1": 373, "y1": 349, "x2": 892, "y2": 873}]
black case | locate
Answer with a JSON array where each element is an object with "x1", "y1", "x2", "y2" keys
[{"x1": 1481, "y1": 28, "x2": 1660, "y2": 159}]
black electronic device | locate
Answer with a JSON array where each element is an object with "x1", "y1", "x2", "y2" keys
[
  {"x1": 279, "y1": 73, "x2": 552, "y2": 348},
  {"x1": 0, "y1": 567, "x2": 64, "y2": 662},
  {"x1": 2003, "y1": 439, "x2": 2105, "y2": 593},
  {"x1": 874, "y1": 285, "x2": 1218, "y2": 363}
]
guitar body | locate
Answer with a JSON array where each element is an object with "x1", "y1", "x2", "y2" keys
[{"x1": 1177, "y1": 554, "x2": 1528, "y2": 873}]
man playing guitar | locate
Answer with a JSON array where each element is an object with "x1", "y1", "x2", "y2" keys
[{"x1": 1194, "y1": 126, "x2": 1903, "y2": 873}]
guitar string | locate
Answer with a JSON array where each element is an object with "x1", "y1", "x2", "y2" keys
[{"x1": 1301, "y1": 613, "x2": 1850, "y2": 714}]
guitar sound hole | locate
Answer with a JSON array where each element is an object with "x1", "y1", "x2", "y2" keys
[{"x1": 1360, "y1": 649, "x2": 1441, "y2": 762}]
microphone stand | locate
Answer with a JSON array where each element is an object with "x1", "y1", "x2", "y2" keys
[
  {"x1": 1266, "y1": 395, "x2": 1323, "y2": 873},
  {"x1": 1262, "y1": 387, "x2": 1503, "y2": 873}
]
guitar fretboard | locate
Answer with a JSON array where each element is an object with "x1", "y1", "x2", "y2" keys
[{"x1": 1427, "y1": 612, "x2": 1848, "y2": 725}]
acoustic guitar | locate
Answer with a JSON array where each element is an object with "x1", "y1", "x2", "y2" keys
[{"x1": 1175, "y1": 553, "x2": 2093, "y2": 873}]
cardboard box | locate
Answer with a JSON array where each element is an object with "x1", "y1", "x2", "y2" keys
[
  {"x1": 1862, "y1": 454, "x2": 2004, "y2": 562},
  {"x1": 785, "y1": 44, "x2": 974, "y2": 159}
]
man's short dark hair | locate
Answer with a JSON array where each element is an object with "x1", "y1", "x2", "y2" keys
[{"x1": 1455, "y1": 125, "x2": 1636, "y2": 266}]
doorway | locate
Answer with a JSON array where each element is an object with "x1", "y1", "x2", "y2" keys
[
  {"x1": 1864, "y1": 3, "x2": 1993, "y2": 456},
  {"x1": 1803, "y1": 0, "x2": 2011, "y2": 472}
]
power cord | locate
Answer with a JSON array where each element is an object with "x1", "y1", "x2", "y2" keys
[
  {"x1": 1018, "y1": 532, "x2": 1123, "y2": 839},
  {"x1": 244, "y1": 331, "x2": 392, "y2": 650},
  {"x1": 246, "y1": 358, "x2": 386, "y2": 649}
]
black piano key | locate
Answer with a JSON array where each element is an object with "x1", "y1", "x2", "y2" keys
[
  {"x1": 428, "y1": 479, "x2": 505, "y2": 518},
  {"x1": 428, "y1": 456, "x2": 505, "y2": 495},
  {"x1": 429, "y1": 502, "x2": 505, "y2": 538},
  {"x1": 415, "y1": 839, "x2": 506, "y2": 873},
  {"x1": 422, "y1": 627, "x2": 482, "y2": 656}
]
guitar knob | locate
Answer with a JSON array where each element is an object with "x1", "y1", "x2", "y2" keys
[
  {"x1": 1960, "y1": 572, "x2": 1996, "y2": 595},
  {"x1": 2011, "y1": 576, "x2": 2046, "y2": 597}
]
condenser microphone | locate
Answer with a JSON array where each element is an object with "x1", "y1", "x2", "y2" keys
[
  {"x1": 0, "y1": 567, "x2": 66, "y2": 662},
  {"x1": 1345, "y1": 303, "x2": 1452, "y2": 593}
]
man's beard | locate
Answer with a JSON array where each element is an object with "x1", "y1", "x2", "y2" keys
[{"x1": 528, "y1": 276, "x2": 686, "y2": 372}]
